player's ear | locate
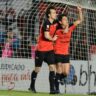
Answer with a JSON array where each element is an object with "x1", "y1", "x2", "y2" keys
[{"x1": 48, "y1": 14, "x2": 50, "y2": 18}]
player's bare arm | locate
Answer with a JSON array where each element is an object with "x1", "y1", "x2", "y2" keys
[{"x1": 74, "y1": 6, "x2": 83, "y2": 26}]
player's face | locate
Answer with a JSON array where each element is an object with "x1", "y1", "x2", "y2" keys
[
  {"x1": 61, "y1": 16, "x2": 68, "y2": 26},
  {"x1": 49, "y1": 9, "x2": 57, "y2": 20}
]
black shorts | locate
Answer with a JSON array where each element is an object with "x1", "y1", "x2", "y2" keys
[
  {"x1": 35, "y1": 50, "x2": 55, "y2": 67},
  {"x1": 55, "y1": 54, "x2": 70, "y2": 64}
]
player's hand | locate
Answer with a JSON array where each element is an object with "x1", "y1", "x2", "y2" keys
[
  {"x1": 77, "y1": 6, "x2": 82, "y2": 11},
  {"x1": 52, "y1": 35, "x2": 58, "y2": 41}
]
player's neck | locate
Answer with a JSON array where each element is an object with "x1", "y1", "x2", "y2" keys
[
  {"x1": 62, "y1": 25, "x2": 66, "y2": 29},
  {"x1": 48, "y1": 18, "x2": 54, "y2": 24},
  {"x1": 62, "y1": 25, "x2": 69, "y2": 33},
  {"x1": 62, "y1": 24, "x2": 69, "y2": 29}
]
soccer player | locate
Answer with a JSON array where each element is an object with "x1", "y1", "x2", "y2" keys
[
  {"x1": 29, "y1": 6, "x2": 58, "y2": 94},
  {"x1": 54, "y1": 6, "x2": 83, "y2": 93}
]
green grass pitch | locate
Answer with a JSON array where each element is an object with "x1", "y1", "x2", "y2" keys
[{"x1": 0, "y1": 90, "x2": 95, "y2": 96}]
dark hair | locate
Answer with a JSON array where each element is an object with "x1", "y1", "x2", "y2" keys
[
  {"x1": 46, "y1": 6, "x2": 56, "y2": 18},
  {"x1": 58, "y1": 14, "x2": 67, "y2": 21}
]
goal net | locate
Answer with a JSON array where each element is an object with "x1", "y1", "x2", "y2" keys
[{"x1": 0, "y1": 0, "x2": 96, "y2": 94}]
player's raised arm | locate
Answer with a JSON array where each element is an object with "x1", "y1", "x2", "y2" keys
[{"x1": 74, "y1": 6, "x2": 83, "y2": 26}]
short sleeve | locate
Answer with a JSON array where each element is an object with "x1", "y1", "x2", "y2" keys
[{"x1": 43, "y1": 19, "x2": 50, "y2": 32}]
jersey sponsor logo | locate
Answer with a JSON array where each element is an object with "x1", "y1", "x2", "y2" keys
[
  {"x1": 47, "y1": 25, "x2": 49, "y2": 29},
  {"x1": 46, "y1": 25, "x2": 50, "y2": 31}
]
